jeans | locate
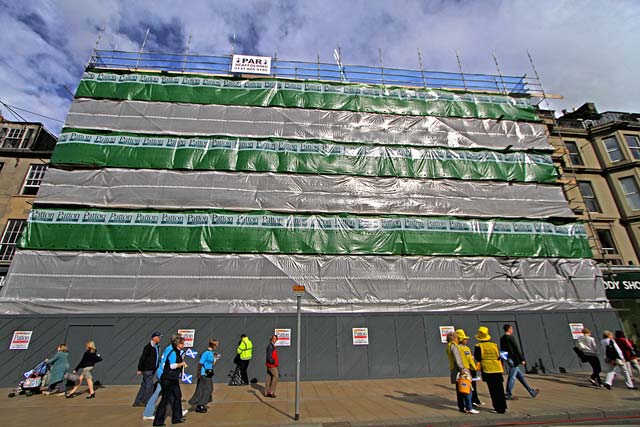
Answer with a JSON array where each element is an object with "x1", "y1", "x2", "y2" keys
[
  {"x1": 133, "y1": 371, "x2": 155, "y2": 405},
  {"x1": 604, "y1": 359, "x2": 634, "y2": 388},
  {"x1": 143, "y1": 383, "x2": 161, "y2": 418},
  {"x1": 506, "y1": 361, "x2": 536, "y2": 398}
]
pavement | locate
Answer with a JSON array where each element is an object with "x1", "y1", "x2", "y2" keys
[{"x1": 2, "y1": 372, "x2": 639, "y2": 427}]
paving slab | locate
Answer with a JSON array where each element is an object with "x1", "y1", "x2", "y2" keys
[{"x1": 1, "y1": 373, "x2": 639, "y2": 427}]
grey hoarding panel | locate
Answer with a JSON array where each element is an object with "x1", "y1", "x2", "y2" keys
[
  {"x1": 366, "y1": 317, "x2": 400, "y2": 378},
  {"x1": 396, "y1": 316, "x2": 429, "y2": 377},
  {"x1": 38, "y1": 168, "x2": 573, "y2": 219},
  {"x1": 66, "y1": 99, "x2": 551, "y2": 152},
  {"x1": 337, "y1": 316, "x2": 368, "y2": 379},
  {"x1": 1, "y1": 251, "x2": 607, "y2": 314},
  {"x1": 423, "y1": 314, "x2": 452, "y2": 376}
]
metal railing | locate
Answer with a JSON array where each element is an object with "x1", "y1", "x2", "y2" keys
[{"x1": 88, "y1": 49, "x2": 535, "y2": 95}]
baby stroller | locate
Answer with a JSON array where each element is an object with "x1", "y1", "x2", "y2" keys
[
  {"x1": 8, "y1": 360, "x2": 49, "y2": 398},
  {"x1": 228, "y1": 364, "x2": 244, "y2": 386}
]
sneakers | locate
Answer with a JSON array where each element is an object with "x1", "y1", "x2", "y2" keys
[
  {"x1": 627, "y1": 386, "x2": 638, "y2": 390},
  {"x1": 604, "y1": 383, "x2": 612, "y2": 390},
  {"x1": 182, "y1": 409, "x2": 189, "y2": 416},
  {"x1": 588, "y1": 378, "x2": 598, "y2": 386},
  {"x1": 467, "y1": 409, "x2": 480, "y2": 414},
  {"x1": 472, "y1": 402, "x2": 484, "y2": 407},
  {"x1": 505, "y1": 396, "x2": 518, "y2": 400},
  {"x1": 531, "y1": 388, "x2": 540, "y2": 398},
  {"x1": 143, "y1": 416, "x2": 154, "y2": 421}
]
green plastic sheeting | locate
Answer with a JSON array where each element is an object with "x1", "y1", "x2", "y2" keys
[
  {"x1": 76, "y1": 70, "x2": 539, "y2": 121},
  {"x1": 21, "y1": 209, "x2": 591, "y2": 258},
  {"x1": 52, "y1": 129, "x2": 558, "y2": 183}
]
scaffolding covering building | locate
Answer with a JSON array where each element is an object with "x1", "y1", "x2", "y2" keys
[{"x1": 0, "y1": 50, "x2": 619, "y2": 384}]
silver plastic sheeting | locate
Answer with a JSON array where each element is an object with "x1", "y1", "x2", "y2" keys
[
  {"x1": 66, "y1": 99, "x2": 552, "y2": 152},
  {"x1": 0, "y1": 250, "x2": 607, "y2": 314},
  {"x1": 38, "y1": 168, "x2": 574, "y2": 219}
]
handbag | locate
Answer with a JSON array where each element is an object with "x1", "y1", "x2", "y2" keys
[
  {"x1": 204, "y1": 369, "x2": 214, "y2": 378},
  {"x1": 64, "y1": 372, "x2": 80, "y2": 383},
  {"x1": 456, "y1": 374, "x2": 472, "y2": 395}
]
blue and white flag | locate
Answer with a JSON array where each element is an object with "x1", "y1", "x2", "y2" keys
[
  {"x1": 499, "y1": 351, "x2": 509, "y2": 360},
  {"x1": 185, "y1": 349, "x2": 198, "y2": 359},
  {"x1": 181, "y1": 372, "x2": 193, "y2": 384}
]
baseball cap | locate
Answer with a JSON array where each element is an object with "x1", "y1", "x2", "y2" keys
[{"x1": 151, "y1": 331, "x2": 162, "y2": 338}]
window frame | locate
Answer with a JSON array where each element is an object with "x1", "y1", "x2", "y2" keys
[
  {"x1": 578, "y1": 181, "x2": 601, "y2": 212},
  {"x1": 21, "y1": 163, "x2": 48, "y2": 195},
  {"x1": 602, "y1": 135, "x2": 624, "y2": 163},
  {"x1": 596, "y1": 228, "x2": 618, "y2": 255},
  {"x1": 0, "y1": 219, "x2": 27, "y2": 262},
  {"x1": 564, "y1": 140, "x2": 584, "y2": 166},
  {"x1": 624, "y1": 134, "x2": 640, "y2": 160},
  {"x1": 619, "y1": 176, "x2": 640, "y2": 210}
]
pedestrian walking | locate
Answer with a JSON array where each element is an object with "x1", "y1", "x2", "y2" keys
[
  {"x1": 614, "y1": 330, "x2": 640, "y2": 378},
  {"x1": 456, "y1": 329, "x2": 483, "y2": 407},
  {"x1": 446, "y1": 331, "x2": 476, "y2": 414},
  {"x1": 133, "y1": 331, "x2": 162, "y2": 407},
  {"x1": 575, "y1": 328, "x2": 603, "y2": 387},
  {"x1": 500, "y1": 324, "x2": 539, "y2": 400},
  {"x1": 236, "y1": 334, "x2": 253, "y2": 385},
  {"x1": 189, "y1": 339, "x2": 220, "y2": 413},
  {"x1": 153, "y1": 335, "x2": 189, "y2": 426},
  {"x1": 143, "y1": 335, "x2": 187, "y2": 421},
  {"x1": 474, "y1": 326, "x2": 507, "y2": 414},
  {"x1": 65, "y1": 341, "x2": 102, "y2": 399},
  {"x1": 265, "y1": 335, "x2": 279, "y2": 398},
  {"x1": 601, "y1": 330, "x2": 636, "y2": 390},
  {"x1": 42, "y1": 344, "x2": 69, "y2": 395}
]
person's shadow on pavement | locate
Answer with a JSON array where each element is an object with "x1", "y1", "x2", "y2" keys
[{"x1": 385, "y1": 390, "x2": 458, "y2": 411}]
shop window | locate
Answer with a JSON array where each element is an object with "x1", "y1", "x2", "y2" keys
[
  {"x1": 578, "y1": 181, "x2": 600, "y2": 212},
  {"x1": 21, "y1": 164, "x2": 47, "y2": 195},
  {"x1": 603, "y1": 136, "x2": 624, "y2": 162},
  {"x1": 564, "y1": 141, "x2": 583, "y2": 166},
  {"x1": 624, "y1": 134, "x2": 640, "y2": 160},
  {"x1": 619, "y1": 176, "x2": 640, "y2": 210},
  {"x1": 596, "y1": 229, "x2": 618, "y2": 255},
  {"x1": 0, "y1": 219, "x2": 26, "y2": 262}
]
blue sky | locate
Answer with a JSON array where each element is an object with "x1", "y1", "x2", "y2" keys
[{"x1": 0, "y1": 0, "x2": 638, "y2": 135}]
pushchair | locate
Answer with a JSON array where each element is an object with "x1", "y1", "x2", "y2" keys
[
  {"x1": 8, "y1": 360, "x2": 49, "y2": 398},
  {"x1": 228, "y1": 363, "x2": 244, "y2": 386}
]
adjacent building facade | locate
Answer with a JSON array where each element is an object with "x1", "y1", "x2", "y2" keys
[
  {"x1": 0, "y1": 116, "x2": 57, "y2": 283},
  {"x1": 546, "y1": 103, "x2": 640, "y2": 341}
]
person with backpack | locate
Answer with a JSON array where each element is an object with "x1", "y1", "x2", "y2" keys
[
  {"x1": 601, "y1": 330, "x2": 636, "y2": 390},
  {"x1": 614, "y1": 330, "x2": 640, "y2": 378},
  {"x1": 575, "y1": 328, "x2": 603, "y2": 387},
  {"x1": 188, "y1": 339, "x2": 220, "y2": 413},
  {"x1": 65, "y1": 340, "x2": 102, "y2": 399},
  {"x1": 265, "y1": 335, "x2": 279, "y2": 398},
  {"x1": 153, "y1": 335, "x2": 189, "y2": 426}
]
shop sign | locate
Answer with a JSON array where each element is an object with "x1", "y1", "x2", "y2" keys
[{"x1": 603, "y1": 272, "x2": 640, "y2": 299}]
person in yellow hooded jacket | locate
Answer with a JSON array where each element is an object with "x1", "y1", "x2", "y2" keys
[
  {"x1": 456, "y1": 329, "x2": 483, "y2": 408},
  {"x1": 445, "y1": 331, "x2": 476, "y2": 414},
  {"x1": 236, "y1": 334, "x2": 253, "y2": 385},
  {"x1": 473, "y1": 326, "x2": 507, "y2": 414}
]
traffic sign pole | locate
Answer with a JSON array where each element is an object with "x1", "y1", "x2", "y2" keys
[{"x1": 292, "y1": 284, "x2": 305, "y2": 421}]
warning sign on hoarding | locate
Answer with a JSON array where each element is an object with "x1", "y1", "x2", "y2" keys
[
  {"x1": 352, "y1": 328, "x2": 369, "y2": 345},
  {"x1": 177, "y1": 329, "x2": 196, "y2": 348},
  {"x1": 231, "y1": 54, "x2": 272, "y2": 75},
  {"x1": 569, "y1": 323, "x2": 584, "y2": 340},
  {"x1": 439, "y1": 326, "x2": 455, "y2": 344},
  {"x1": 274, "y1": 329, "x2": 291, "y2": 347},
  {"x1": 10, "y1": 331, "x2": 32, "y2": 350}
]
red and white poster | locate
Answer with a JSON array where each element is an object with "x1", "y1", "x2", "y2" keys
[
  {"x1": 352, "y1": 328, "x2": 369, "y2": 345},
  {"x1": 274, "y1": 329, "x2": 291, "y2": 347},
  {"x1": 10, "y1": 331, "x2": 33, "y2": 350},
  {"x1": 569, "y1": 323, "x2": 584, "y2": 340},
  {"x1": 439, "y1": 326, "x2": 455, "y2": 344},
  {"x1": 177, "y1": 329, "x2": 196, "y2": 348}
]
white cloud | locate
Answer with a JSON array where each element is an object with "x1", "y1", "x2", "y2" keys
[{"x1": 0, "y1": 0, "x2": 638, "y2": 135}]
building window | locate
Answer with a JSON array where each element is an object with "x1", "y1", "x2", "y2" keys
[
  {"x1": 619, "y1": 176, "x2": 640, "y2": 210},
  {"x1": 602, "y1": 136, "x2": 624, "y2": 162},
  {"x1": 564, "y1": 141, "x2": 583, "y2": 166},
  {"x1": 0, "y1": 127, "x2": 25, "y2": 149},
  {"x1": 596, "y1": 229, "x2": 618, "y2": 255},
  {"x1": 624, "y1": 134, "x2": 640, "y2": 160},
  {"x1": 578, "y1": 181, "x2": 600, "y2": 212},
  {"x1": 0, "y1": 219, "x2": 26, "y2": 262},
  {"x1": 21, "y1": 164, "x2": 47, "y2": 195}
]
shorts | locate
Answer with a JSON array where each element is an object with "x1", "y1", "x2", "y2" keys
[{"x1": 81, "y1": 367, "x2": 94, "y2": 380}]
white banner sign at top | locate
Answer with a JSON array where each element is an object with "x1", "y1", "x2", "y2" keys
[{"x1": 231, "y1": 54, "x2": 272, "y2": 75}]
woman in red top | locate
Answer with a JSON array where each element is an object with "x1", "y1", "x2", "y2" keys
[
  {"x1": 615, "y1": 330, "x2": 640, "y2": 378},
  {"x1": 265, "y1": 335, "x2": 279, "y2": 398}
]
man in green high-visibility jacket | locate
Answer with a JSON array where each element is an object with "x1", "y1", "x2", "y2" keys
[{"x1": 236, "y1": 334, "x2": 253, "y2": 385}]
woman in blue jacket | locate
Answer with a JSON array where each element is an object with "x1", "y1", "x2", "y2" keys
[{"x1": 43, "y1": 344, "x2": 69, "y2": 395}]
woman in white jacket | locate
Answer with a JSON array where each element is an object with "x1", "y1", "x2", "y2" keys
[{"x1": 576, "y1": 328, "x2": 603, "y2": 387}]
